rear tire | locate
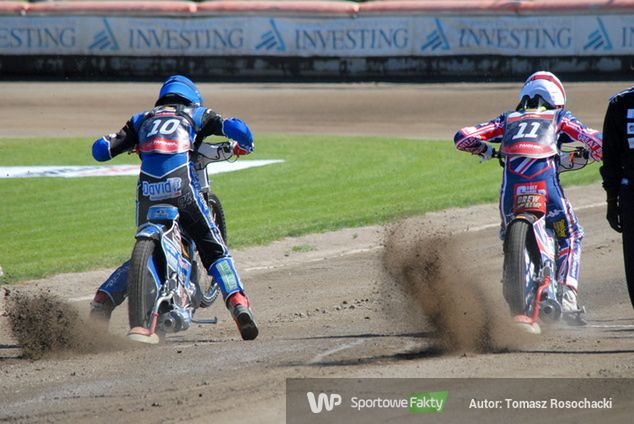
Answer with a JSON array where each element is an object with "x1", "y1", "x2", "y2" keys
[
  {"x1": 128, "y1": 239, "x2": 160, "y2": 329},
  {"x1": 503, "y1": 220, "x2": 540, "y2": 315},
  {"x1": 192, "y1": 252, "x2": 220, "y2": 309},
  {"x1": 208, "y1": 192, "x2": 227, "y2": 243}
]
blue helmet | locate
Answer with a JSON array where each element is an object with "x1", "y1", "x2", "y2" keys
[{"x1": 158, "y1": 75, "x2": 203, "y2": 106}]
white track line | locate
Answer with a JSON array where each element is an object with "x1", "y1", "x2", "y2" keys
[
  {"x1": 467, "y1": 202, "x2": 605, "y2": 233},
  {"x1": 68, "y1": 295, "x2": 93, "y2": 303},
  {"x1": 308, "y1": 339, "x2": 366, "y2": 365},
  {"x1": 243, "y1": 246, "x2": 384, "y2": 272},
  {"x1": 587, "y1": 324, "x2": 634, "y2": 329}
]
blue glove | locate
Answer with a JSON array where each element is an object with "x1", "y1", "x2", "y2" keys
[
  {"x1": 222, "y1": 118, "x2": 254, "y2": 153},
  {"x1": 92, "y1": 137, "x2": 112, "y2": 162}
]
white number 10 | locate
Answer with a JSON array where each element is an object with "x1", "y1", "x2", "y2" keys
[{"x1": 147, "y1": 118, "x2": 180, "y2": 137}]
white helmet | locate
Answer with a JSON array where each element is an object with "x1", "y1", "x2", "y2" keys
[{"x1": 519, "y1": 71, "x2": 566, "y2": 108}]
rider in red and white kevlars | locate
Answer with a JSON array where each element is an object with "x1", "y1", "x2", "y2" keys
[{"x1": 454, "y1": 71, "x2": 602, "y2": 325}]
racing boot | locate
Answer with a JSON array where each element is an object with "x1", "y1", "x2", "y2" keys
[
  {"x1": 89, "y1": 291, "x2": 114, "y2": 324},
  {"x1": 561, "y1": 286, "x2": 587, "y2": 326},
  {"x1": 227, "y1": 292, "x2": 259, "y2": 341}
]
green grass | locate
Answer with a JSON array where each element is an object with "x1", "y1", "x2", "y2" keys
[{"x1": 0, "y1": 135, "x2": 601, "y2": 283}]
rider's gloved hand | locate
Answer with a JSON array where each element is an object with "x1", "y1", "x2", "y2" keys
[
  {"x1": 222, "y1": 118, "x2": 254, "y2": 154},
  {"x1": 231, "y1": 140, "x2": 251, "y2": 157},
  {"x1": 607, "y1": 197, "x2": 622, "y2": 233},
  {"x1": 478, "y1": 143, "x2": 495, "y2": 162}
]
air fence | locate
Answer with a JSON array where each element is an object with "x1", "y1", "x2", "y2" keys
[{"x1": 0, "y1": 0, "x2": 633, "y2": 79}]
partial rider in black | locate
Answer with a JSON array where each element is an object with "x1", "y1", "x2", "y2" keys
[{"x1": 601, "y1": 86, "x2": 634, "y2": 309}]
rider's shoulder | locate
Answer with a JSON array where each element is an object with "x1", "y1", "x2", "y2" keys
[
  {"x1": 609, "y1": 86, "x2": 634, "y2": 104},
  {"x1": 129, "y1": 110, "x2": 151, "y2": 130}
]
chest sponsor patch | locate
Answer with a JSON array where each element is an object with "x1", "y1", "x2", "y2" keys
[
  {"x1": 628, "y1": 123, "x2": 634, "y2": 135},
  {"x1": 142, "y1": 178, "x2": 182, "y2": 201},
  {"x1": 628, "y1": 109, "x2": 634, "y2": 119},
  {"x1": 628, "y1": 137, "x2": 634, "y2": 149}
]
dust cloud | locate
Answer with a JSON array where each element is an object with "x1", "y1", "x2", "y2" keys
[
  {"x1": 382, "y1": 219, "x2": 530, "y2": 354},
  {"x1": 4, "y1": 289, "x2": 132, "y2": 360}
]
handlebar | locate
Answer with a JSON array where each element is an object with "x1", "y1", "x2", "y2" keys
[
  {"x1": 487, "y1": 145, "x2": 592, "y2": 173},
  {"x1": 561, "y1": 145, "x2": 590, "y2": 160},
  {"x1": 488, "y1": 146, "x2": 590, "y2": 160}
]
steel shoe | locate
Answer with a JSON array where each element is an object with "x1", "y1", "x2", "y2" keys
[
  {"x1": 561, "y1": 287, "x2": 587, "y2": 326},
  {"x1": 89, "y1": 291, "x2": 114, "y2": 323},
  {"x1": 227, "y1": 292, "x2": 259, "y2": 341}
]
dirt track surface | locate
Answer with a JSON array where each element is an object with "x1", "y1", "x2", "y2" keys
[
  {"x1": 1, "y1": 82, "x2": 634, "y2": 423},
  {"x1": 0, "y1": 81, "x2": 625, "y2": 140}
]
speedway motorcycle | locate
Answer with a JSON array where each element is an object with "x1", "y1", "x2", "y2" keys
[
  {"x1": 495, "y1": 146, "x2": 591, "y2": 334},
  {"x1": 127, "y1": 147, "x2": 228, "y2": 344}
]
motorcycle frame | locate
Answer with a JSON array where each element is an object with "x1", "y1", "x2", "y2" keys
[{"x1": 134, "y1": 206, "x2": 198, "y2": 333}]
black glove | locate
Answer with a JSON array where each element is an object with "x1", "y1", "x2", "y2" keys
[{"x1": 607, "y1": 198, "x2": 622, "y2": 233}]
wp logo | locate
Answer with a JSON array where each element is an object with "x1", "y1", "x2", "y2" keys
[{"x1": 306, "y1": 392, "x2": 342, "y2": 413}]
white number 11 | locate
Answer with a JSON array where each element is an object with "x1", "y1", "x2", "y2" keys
[{"x1": 513, "y1": 122, "x2": 540, "y2": 139}]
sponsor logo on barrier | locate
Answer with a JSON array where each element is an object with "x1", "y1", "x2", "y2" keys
[
  {"x1": 0, "y1": 21, "x2": 76, "y2": 50},
  {"x1": 89, "y1": 18, "x2": 119, "y2": 52},
  {"x1": 127, "y1": 21, "x2": 244, "y2": 51},
  {"x1": 421, "y1": 18, "x2": 450, "y2": 51},
  {"x1": 458, "y1": 24, "x2": 572, "y2": 51},
  {"x1": 255, "y1": 19, "x2": 286, "y2": 52},
  {"x1": 0, "y1": 14, "x2": 631, "y2": 57},
  {"x1": 583, "y1": 18, "x2": 613, "y2": 51},
  {"x1": 621, "y1": 25, "x2": 634, "y2": 48},
  {"x1": 294, "y1": 26, "x2": 409, "y2": 52}
]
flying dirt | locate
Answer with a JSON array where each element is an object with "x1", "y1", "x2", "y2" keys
[
  {"x1": 4, "y1": 289, "x2": 131, "y2": 360},
  {"x1": 382, "y1": 218, "x2": 531, "y2": 354}
]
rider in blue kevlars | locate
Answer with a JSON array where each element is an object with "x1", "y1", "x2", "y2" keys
[
  {"x1": 454, "y1": 71, "x2": 603, "y2": 325},
  {"x1": 89, "y1": 75, "x2": 258, "y2": 340}
]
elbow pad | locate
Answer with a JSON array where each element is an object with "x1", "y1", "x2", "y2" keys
[
  {"x1": 222, "y1": 118, "x2": 254, "y2": 153},
  {"x1": 92, "y1": 137, "x2": 112, "y2": 162}
]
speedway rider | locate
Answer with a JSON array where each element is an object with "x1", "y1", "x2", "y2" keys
[
  {"x1": 89, "y1": 75, "x2": 258, "y2": 341},
  {"x1": 453, "y1": 71, "x2": 602, "y2": 325}
]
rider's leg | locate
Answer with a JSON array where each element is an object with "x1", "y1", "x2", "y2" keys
[
  {"x1": 546, "y1": 177, "x2": 586, "y2": 324},
  {"x1": 179, "y1": 164, "x2": 258, "y2": 340},
  {"x1": 620, "y1": 184, "x2": 634, "y2": 309},
  {"x1": 92, "y1": 180, "x2": 149, "y2": 323},
  {"x1": 90, "y1": 260, "x2": 130, "y2": 322},
  {"x1": 208, "y1": 257, "x2": 259, "y2": 340}
]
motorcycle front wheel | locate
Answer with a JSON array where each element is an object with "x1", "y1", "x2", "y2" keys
[
  {"x1": 502, "y1": 219, "x2": 540, "y2": 316},
  {"x1": 128, "y1": 238, "x2": 160, "y2": 329}
]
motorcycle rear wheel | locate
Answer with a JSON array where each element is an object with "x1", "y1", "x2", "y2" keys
[
  {"x1": 128, "y1": 239, "x2": 160, "y2": 329},
  {"x1": 208, "y1": 192, "x2": 227, "y2": 243},
  {"x1": 192, "y1": 252, "x2": 220, "y2": 309},
  {"x1": 503, "y1": 220, "x2": 540, "y2": 315}
]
